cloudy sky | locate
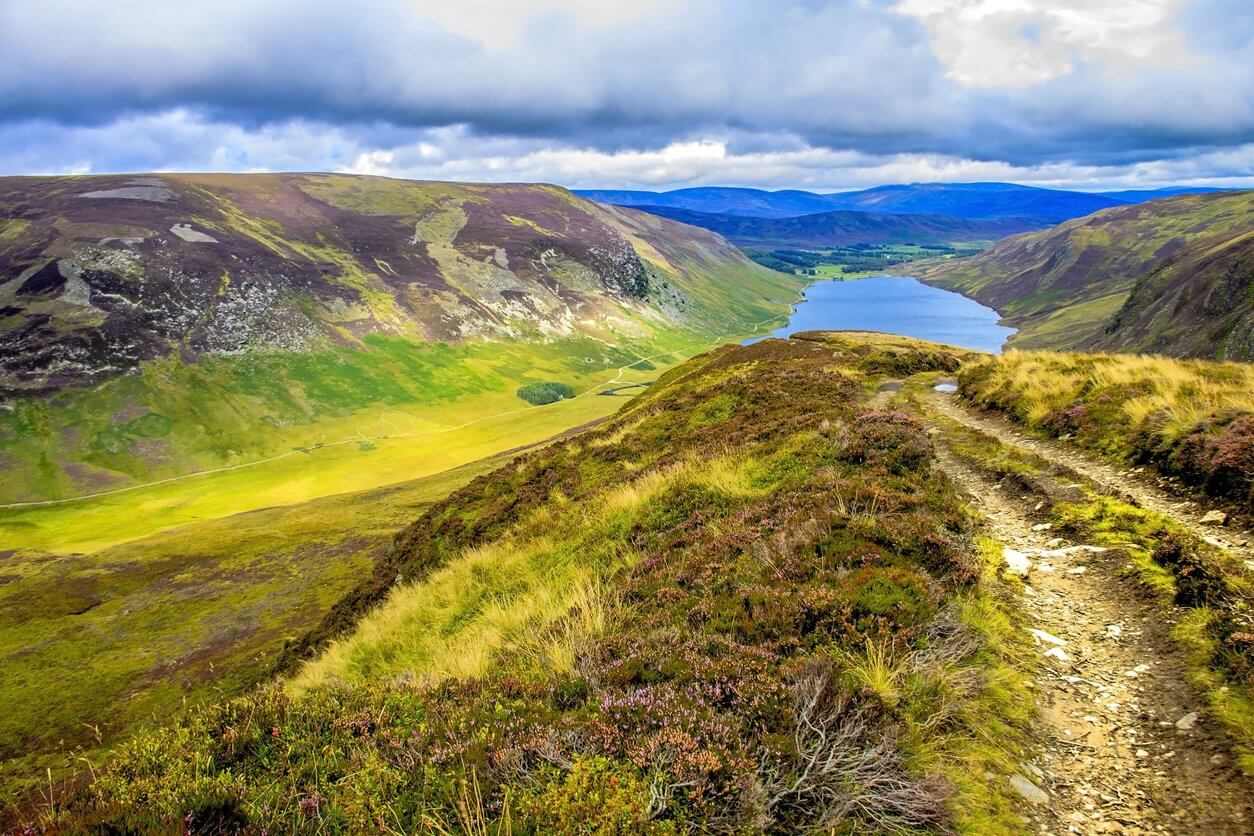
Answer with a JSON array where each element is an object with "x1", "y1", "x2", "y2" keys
[{"x1": 2, "y1": 0, "x2": 1251, "y2": 191}]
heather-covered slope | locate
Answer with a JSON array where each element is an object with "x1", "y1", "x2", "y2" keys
[
  {"x1": 911, "y1": 191, "x2": 1254, "y2": 356},
  {"x1": 0, "y1": 174, "x2": 801, "y2": 502},
  {"x1": 37, "y1": 334, "x2": 1038, "y2": 833},
  {"x1": 1090, "y1": 229, "x2": 1253, "y2": 360}
]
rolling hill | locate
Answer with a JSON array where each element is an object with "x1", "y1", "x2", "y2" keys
[
  {"x1": 24, "y1": 331, "x2": 1254, "y2": 832},
  {"x1": 911, "y1": 190, "x2": 1254, "y2": 359},
  {"x1": 814, "y1": 182, "x2": 1123, "y2": 223},
  {"x1": 621, "y1": 205, "x2": 1036, "y2": 247},
  {"x1": 0, "y1": 173, "x2": 801, "y2": 804},
  {"x1": 0, "y1": 173, "x2": 801, "y2": 503},
  {"x1": 575, "y1": 186, "x2": 839, "y2": 219}
]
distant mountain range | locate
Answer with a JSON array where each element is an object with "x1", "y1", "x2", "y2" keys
[
  {"x1": 577, "y1": 182, "x2": 1229, "y2": 225},
  {"x1": 631, "y1": 205, "x2": 1036, "y2": 247}
]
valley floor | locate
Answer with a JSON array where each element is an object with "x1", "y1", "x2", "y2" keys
[{"x1": 917, "y1": 384, "x2": 1252, "y2": 833}]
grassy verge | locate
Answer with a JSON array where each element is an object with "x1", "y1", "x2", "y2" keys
[
  {"x1": 32, "y1": 335, "x2": 1036, "y2": 833},
  {"x1": 958, "y1": 350, "x2": 1254, "y2": 506}
]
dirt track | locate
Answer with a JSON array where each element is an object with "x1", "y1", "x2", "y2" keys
[{"x1": 925, "y1": 390, "x2": 1253, "y2": 834}]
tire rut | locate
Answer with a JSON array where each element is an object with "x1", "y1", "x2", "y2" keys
[{"x1": 927, "y1": 392, "x2": 1251, "y2": 563}]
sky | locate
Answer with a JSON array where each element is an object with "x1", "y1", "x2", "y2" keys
[{"x1": 1, "y1": 0, "x2": 1251, "y2": 192}]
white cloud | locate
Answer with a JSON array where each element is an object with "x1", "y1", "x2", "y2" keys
[
  {"x1": 5, "y1": 110, "x2": 1251, "y2": 191},
  {"x1": 893, "y1": 0, "x2": 1194, "y2": 87}
]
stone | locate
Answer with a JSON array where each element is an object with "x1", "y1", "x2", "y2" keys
[
  {"x1": 1010, "y1": 774, "x2": 1049, "y2": 805},
  {"x1": 1003, "y1": 547, "x2": 1031, "y2": 577},
  {"x1": 1046, "y1": 537, "x2": 1064, "y2": 548},
  {"x1": 169, "y1": 223, "x2": 220, "y2": 243},
  {"x1": 1044, "y1": 646, "x2": 1071, "y2": 663},
  {"x1": 1199, "y1": 510, "x2": 1228, "y2": 526},
  {"x1": 1031, "y1": 522, "x2": 1053, "y2": 532},
  {"x1": 1175, "y1": 712, "x2": 1198, "y2": 730},
  {"x1": 1030, "y1": 629, "x2": 1067, "y2": 646},
  {"x1": 1210, "y1": 754, "x2": 1227, "y2": 766}
]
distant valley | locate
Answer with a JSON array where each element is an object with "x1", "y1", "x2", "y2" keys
[{"x1": 582, "y1": 182, "x2": 1251, "y2": 361}]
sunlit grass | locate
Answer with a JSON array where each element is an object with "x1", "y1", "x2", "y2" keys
[
  {"x1": 290, "y1": 453, "x2": 760, "y2": 692},
  {"x1": 969, "y1": 349, "x2": 1254, "y2": 442}
]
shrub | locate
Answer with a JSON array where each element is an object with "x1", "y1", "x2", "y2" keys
[
  {"x1": 1151, "y1": 535, "x2": 1230, "y2": 609},
  {"x1": 513, "y1": 758, "x2": 664, "y2": 834}
]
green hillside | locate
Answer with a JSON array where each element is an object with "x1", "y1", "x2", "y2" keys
[
  {"x1": 911, "y1": 191, "x2": 1253, "y2": 358},
  {"x1": 0, "y1": 174, "x2": 802, "y2": 506},
  {"x1": 37, "y1": 334, "x2": 1041, "y2": 833}
]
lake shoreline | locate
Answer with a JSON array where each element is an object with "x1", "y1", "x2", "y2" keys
[{"x1": 746, "y1": 273, "x2": 1016, "y2": 353}]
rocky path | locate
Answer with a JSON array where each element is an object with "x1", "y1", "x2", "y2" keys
[
  {"x1": 925, "y1": 395, "x2": 1254, "y2": 834},
  {"x1": 927, "y1": 391, "x2": 1251, "y2": 560}
]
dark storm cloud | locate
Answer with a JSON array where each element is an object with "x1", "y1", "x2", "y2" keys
[{"x1": 0, "y1": 0, "x2": 1250, "y2": 181}]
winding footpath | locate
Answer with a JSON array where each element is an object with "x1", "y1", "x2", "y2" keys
[{"x1": 923, "y1": 389, "x2": 1253, "y2": 834}]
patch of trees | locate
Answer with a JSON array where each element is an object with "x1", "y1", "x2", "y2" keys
[
  {"x1": 517, "y1": 381, "x2": 577, "y2": 405},
  {"x1": 747, "y1": 244, "x2": 981, "y2": 276}
]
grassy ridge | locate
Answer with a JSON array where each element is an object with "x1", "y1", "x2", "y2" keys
[
  {"x1": 37, "y1": 335, "x2": 1036, "y2": 833},
  {"x1": 958, "y1": 350, "x2": 1254, "y2": 504}
]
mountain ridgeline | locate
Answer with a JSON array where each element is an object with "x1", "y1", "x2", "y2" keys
[
  {"x1": 576, "y1": 182, "x2": 1225, "y2": 223},
  {"x1": 911, "y1": 190, "x2": 1254, "y2": 360},
  {"x1": 618, "y1": 205, "x2": 1034, "y2": 247}
]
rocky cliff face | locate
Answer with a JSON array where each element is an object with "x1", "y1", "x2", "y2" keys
[{"x1": 0, "y1": 174, "x2": 760, "y2": 395}]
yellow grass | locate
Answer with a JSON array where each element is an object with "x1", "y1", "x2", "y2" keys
[
  {"x1": 978, "y1": 349, "x2": 1254, "y2": 441},
  {"x1": 290, "y1": 453, "x2": 761, "y2": 692}
]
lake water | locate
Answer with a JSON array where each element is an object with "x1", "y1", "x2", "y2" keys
[{"x1": 748, "y1": 275, "x2": 1015, "y2": 353}]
